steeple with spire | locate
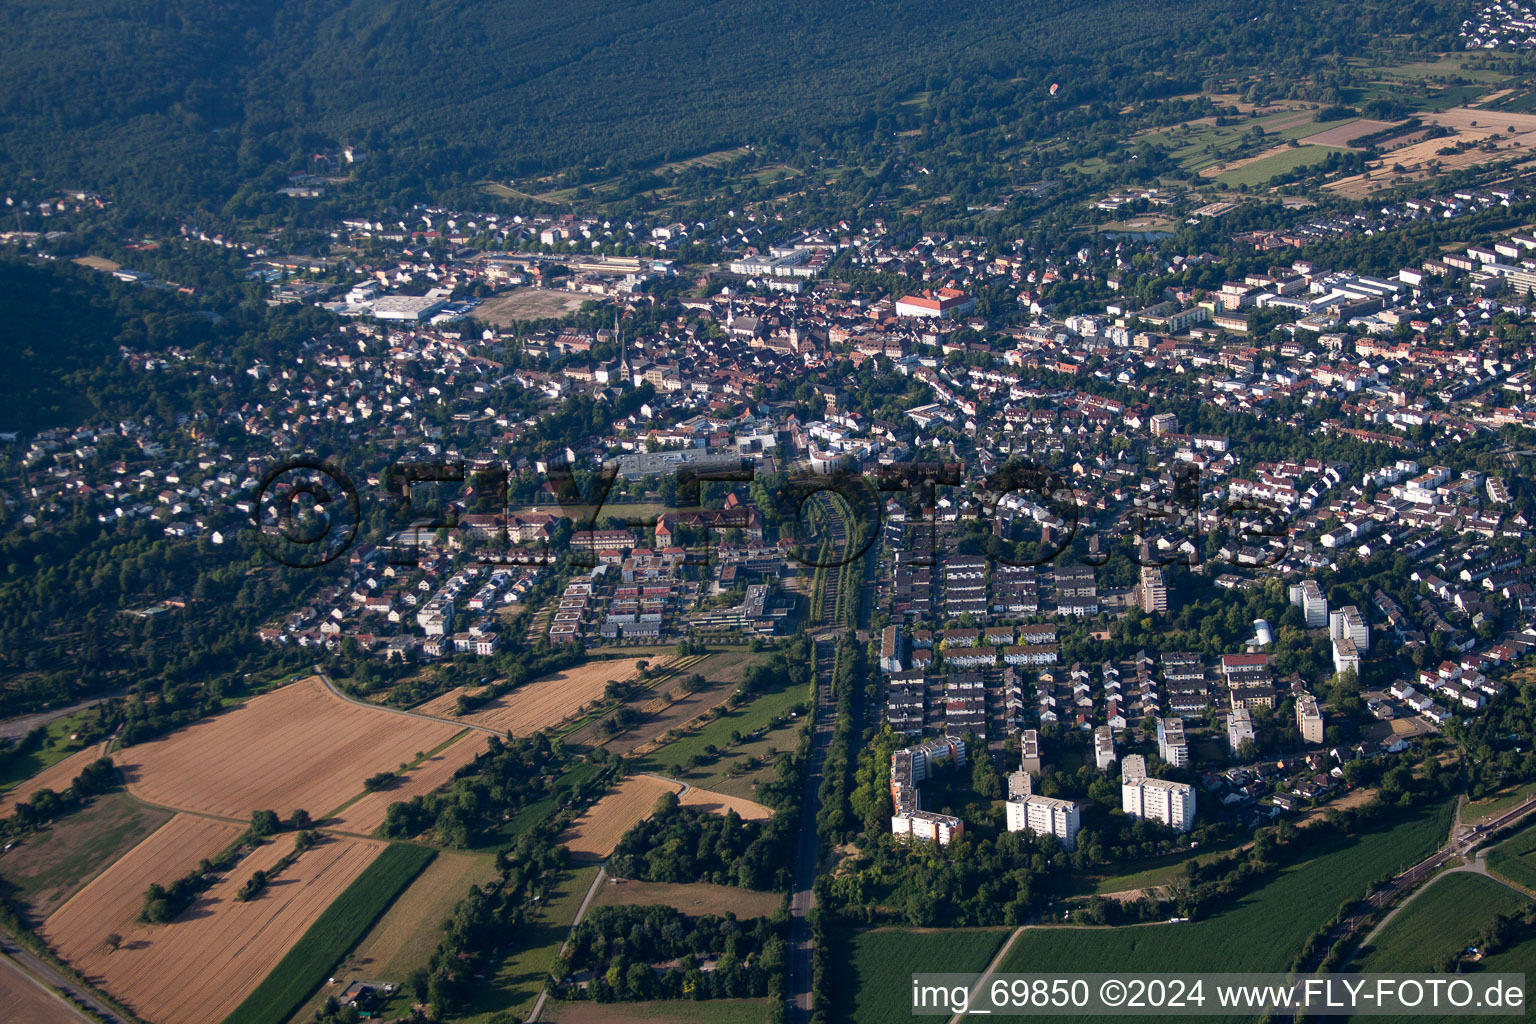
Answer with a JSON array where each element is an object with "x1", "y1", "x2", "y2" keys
[{"x1": 615, "y1": 305, "x2": 632, "y2": 388}]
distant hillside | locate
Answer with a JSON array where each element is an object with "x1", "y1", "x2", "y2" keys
[{"x1": 0, "y1": 0, "x2": 1463, "y2": 210}]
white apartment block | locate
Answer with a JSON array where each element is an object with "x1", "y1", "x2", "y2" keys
[
  {"x1": 1227, "y1": 706, "x2": 1255, "y2": 755},
  {"x1": 1156, "y1": 717, "x2": 1189, "y2": 767},
  {"x1": 1330, "y1": 606, "x2": 1369, "y2": 651},
  {"x1": 1297, "y1": 694, "x2": 1325, "y2": 745},
  {"x1": 1122, "y1": 775, "x2": 1196, "y2": 833},
  {"x1": 1289, "y1": 580, "x2": 1328, "y2": 628},
  {"x1": 1094, "y1": 725, "x2": 1117, "y2": 770},
  {"x1": 891, "y1": 809, "x2": 965, "y2": 845},
  {"x1": 1006, "y1": 793, "x2": 1082, "y2": 851}
]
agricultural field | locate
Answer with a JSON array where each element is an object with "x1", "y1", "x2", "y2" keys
[
  {"x1": 116, "y1": 676, "x2": 460, "y2": 821},
  {"x1": 1300, "y1": 118, "x2": 1396, "y2": 147},
  {"x1": 834, "y1": 799, "x2": 1453, "y2": 1024},
  {"x1": 1331, "y1": 105, "x2": 1536, "y2": 195},
  {"x1": 38, "y1": 813, "x2": 242, "y2": 949},
  {"x1": 282, "y1": 847, "x2": 497, "y2": 1022},
  {"x1": 413, "y1": 656, "x2": 659, "y2": 736},
  {"x1": 1214, "y1": 144, "x2": 1350, "y2": 187},
  {"x1": 559, "y1": 775, "x2": 682, "y2": 861},
  {"x1": 327, "y1": 730, "x2": 490, "y2": 833},
  {"x1": 1486, "y1": 822, "x2": 1536, "y2": 891},
  {"x1": 1352, "y1": 873, "x2": 1527, "y2": 973},
  {"x1": 45, "y1": 828, "x2": 385, "y2": 1024},
  {"x1": 228, "y1": 843, "x2": 436, "y2": 1024},
  {"x1": 592, "y1": 878, "x2": 783, "y2": 918},
  {"x1": 545, "y1": 998, "x2": 771, "y2": 1024},
  {"x1": 477, "y1": 288, "x2": 590, "y2": 326},
  {"x1": 679, "y1": 787, "x2": 772, "y2": 821},
  {"x1": 0, "y1": 740, "x2": 110, "y2": 815},
  {"x1": 0, "y1": 954, "x2": 86, "y2": 1024},
  {"x1": 343, "y1": 849, "x2": 496, "y2": 977},
  {"x1": 0, "y1": 791, "x2": 170, "y2": 918},
  {"x1": 459, "y1": 864, "x2": 600, "y2": 1022},
  {"x1": 831, "y1": 928, "x2": 1010, "y2": 1024}
]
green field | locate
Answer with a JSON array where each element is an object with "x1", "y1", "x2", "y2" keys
[
  {"x1": 832, "y1": 927, "x2": 1011, "y2": 1024},
  {"x1": 224, "y1": 843, "x2": 436, "y2": 1024},
  {"x1": 833, "y1": 800, "x2": 1452, "y2": 1024},
  {"x1": 1486, "y1": 822, "x2": 1536, "y2": 891},
  {"x1": 459, "y1": 864, "x2": 600, "y2": 1022},
  {"x1": 1215, "y1": 145, "x2": 1350, "y2": 187},
  {"x1": 1352, "y1": 873, "x2": 1527, "y2": 973}
]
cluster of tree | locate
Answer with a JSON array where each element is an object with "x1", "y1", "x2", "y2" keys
[
  {"x1": 1446, "y1": 682, "x2": 1536, "y2": 799},
  {"x1": 237, "y1": 828, "x2": 320, "y2": 901},
  {"x1": 0, "y1": 756, "x2": 119, "y2": 837},
  {"x1": 379, "y1": 733, "x2": 599, "y2": 847},
  {"x1": 817, "y1": 638, "x2": 867, "y2": 844},
  {"x1": 362, "y1": 770, "x2": 399, "y2": 792},
  {"x1": 555, "y1": 905, "x2": 787, "y2": 1003},
  {"x1": 608, "y1": 791, "x2": 792, "y2": 891}
]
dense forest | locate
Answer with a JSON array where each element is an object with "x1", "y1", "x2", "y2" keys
[{"x1": 0, "y1": 0, "x2": 1471, "y2": 214}]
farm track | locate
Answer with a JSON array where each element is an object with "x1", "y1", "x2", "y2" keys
[{"x1": 316, "y1": 670, "x2": 507, "y2": 737}]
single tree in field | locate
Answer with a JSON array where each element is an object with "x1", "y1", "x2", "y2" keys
[
  {"x1": 250, "y1": 809, "x2": 281, "y2": 837},
  {"x1": 105, "y1": 933, "x2": 122, "y2": 953},
  {"x1": 288, "y1": 808, "x2": 313, "y2": 830}
]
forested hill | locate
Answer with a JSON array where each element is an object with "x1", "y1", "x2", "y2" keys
[{"x1": 0, "y1": 0, "x2": 1462, "y2": 211}]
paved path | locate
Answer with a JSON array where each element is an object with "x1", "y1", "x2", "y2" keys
[
  {"x1": 947, "y1": 927, "x2": 1028, "y2": 1024},
  {"x1": 526, "y1": 866, "x2": 608, "y2": 1022},
  {"x1": 788, "y1": 635, "x2": 838, "y2": 1023}
]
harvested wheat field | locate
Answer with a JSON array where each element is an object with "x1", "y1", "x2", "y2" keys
[
  {"x1": 412, "y1": 657, "x2": 659, "y2": 736},
  {"x1": 0, "y1": 741, "x2": 110, "y2": 815},
  {"x1": 44, "y1": 830, "x2": 383, "y2": 1024},
  {"x1": 328, "y1": 730, "x2": 491, "y2": 834},
  {"x1": 37, "y1": 815, "x2": 243, "y2": 958},
  {"x1": 680, "y1": 788, "x2": 773, "y2": 822},
  {"x1": 559, "y1": 775, "x2": 682, "y2": 861},
  {"x1": 116, "y1": 677, "x2": 459, "y2": 821},
  {"x1": 0, "y1": 952, "x2": 86, "y2": 1023}
]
